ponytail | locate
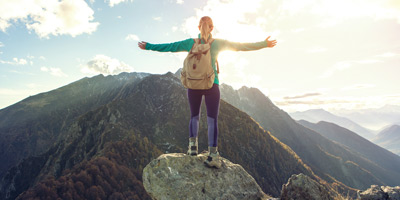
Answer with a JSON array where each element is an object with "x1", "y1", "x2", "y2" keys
[{"x1": 199, "y1": 16, "x2": 213, "y2": 43}]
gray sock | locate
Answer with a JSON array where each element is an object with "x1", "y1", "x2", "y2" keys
[
  {"x1": 209, "y1": 146, "x2": 218, "y2": 154},
  {"x1": 189, "y1": 137, "x2": 198, "y2": 146}
]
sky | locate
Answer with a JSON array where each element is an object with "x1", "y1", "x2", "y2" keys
[{"x1": 1, "y1": 0, "x2": 399, "y2": 113}]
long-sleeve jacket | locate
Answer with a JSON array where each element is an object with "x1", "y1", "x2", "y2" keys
[{"x1": 145, "y1": 34, "x2": 268, "y2": 84}]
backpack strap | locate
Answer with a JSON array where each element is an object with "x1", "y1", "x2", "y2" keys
[{"x1": 209, "y1": 39, "x2": 219, "y2": 74}]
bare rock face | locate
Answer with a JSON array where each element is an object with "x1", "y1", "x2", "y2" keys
[
  {"x1": 358, "y1": 185, "x2": 400, "y2": 200},
  {"x1": 142, "y1": 153, "x2": 271, "y2": 200},
  {"x1": 280, "y1": 173, "x2": 334, "y2": 200}
]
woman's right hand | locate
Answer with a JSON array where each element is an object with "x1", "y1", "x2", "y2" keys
[{"x1": 138, "y1": 41, "x2": 147, "y2": 50}]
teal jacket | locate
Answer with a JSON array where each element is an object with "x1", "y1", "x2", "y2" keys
[{"x1": 145, "y1": 35, "x2": 269, "y2": 85}]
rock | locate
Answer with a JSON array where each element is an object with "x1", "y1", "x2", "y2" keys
[
  {"x1": 358, "y1": 185, "x2": 400, "y2": 200},
  {"x1": 142, "y1": 153, "x2": 272, "y2": 200},
  {"x1": 280, "y1": 173, "x2": 334, "y2": 200}
]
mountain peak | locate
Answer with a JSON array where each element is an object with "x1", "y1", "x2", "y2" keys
[{"x1": 143, "y1": 153, "x2": 271, "y2": 200}]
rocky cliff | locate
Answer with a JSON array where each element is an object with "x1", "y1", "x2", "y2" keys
[
  {"x1": 143, "y1": 153, "x2": 272, "y2": 200},
  {"x1": 143, "y1": 154, "x2": 345, "y2": 200}
]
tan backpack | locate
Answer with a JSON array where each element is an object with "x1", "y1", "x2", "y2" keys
[{"x1": 181, "y1": 38, "x2": 216, "y2": 90}]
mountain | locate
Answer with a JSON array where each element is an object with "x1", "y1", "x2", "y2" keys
[
  {"x1": 373, "y1": 125, "x2": 400, "y2": 155},
  {"x1": 0, "y1": 72, "x2": 150, "y2": 179},
  {"x1": 297, "y1": 120, "x2": 400, "y2": 173},
  {"x1": 332, "y1": 105, "x2": 400, "y2": 131},
  {"x1": 0, "y1": 72, "x2": 321, "y2": 199},
  {"x1": 289, "y1": 109, "x2": 375, "y2": 140},
  {"x1": 219, "y1": 83, "x2": 400, "y2": 190}
]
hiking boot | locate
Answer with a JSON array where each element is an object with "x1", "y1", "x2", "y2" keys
[
  {"x1": 187, "y1": 137, "x2": 198, "y2": 156},
  {"x1": 204, "y1": 147, "x2": 221, "y2": 169}
]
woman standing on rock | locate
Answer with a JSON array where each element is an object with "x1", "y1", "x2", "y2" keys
[{"x1": 138, "y1": 16, "x2": 277, "y2": 169}]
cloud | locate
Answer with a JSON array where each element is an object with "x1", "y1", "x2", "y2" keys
[
  {"x1": 281, "y1": 0, "x2": 400, "y2": 24},
  {"x1": 176, "y1": 0, "x2": 184, "y2": 4},
  {"x1": 13, "y1": 58, "x2": 27, "y2": 65},
  {"x1": 41, "y1": 66, "x2": 68, "y2": 77},
  {"x1": 107, "y1": 0, "x2": 133, "y2": 7},
  {"x1": 1, "y1": 57, "x2": 28, "y2": 65},
  {"x1": 320, "y1": 61, "x2": 352, "y2": 78},
  {"x1": 341, "y1": 84, "x2": 376, "y2": 91},
  {"x1": 320, "y1": 58, "x2": 383, "y2": 79},
  {"x1": 284, "y1": 92, "x2": 322, "y2": 100},
  {"x1": 375, "y1": 52, "x2": 399, "y2": 57},
  {"x1": 0, "y1": 42, "x2": 3, "y2": 47},
  {"x1": 81, "y1": 55, "x2": 134, "y2": 75},
  {"x1": 153, "y1": 17, "x2": 162, "y2": 22},
  {"x1": 125, "y1": 34, "x2": 140, "y2": 41},
  {"x1": 0, "y1": 0, "x2": 99, "y2": 38},
  {"x1": 307, "y1": 47, "x2": 327, "y2": 53}
]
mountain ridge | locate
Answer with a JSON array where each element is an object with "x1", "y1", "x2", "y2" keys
[
  {"x1": 289, "y1": 109, "x2": 375, "y2": 139},
  {"x1": 0, "y1": 72, "x2": 319, "y2": 199}
]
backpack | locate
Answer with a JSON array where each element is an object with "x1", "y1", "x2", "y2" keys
[{"x1": 180, "y1": 38, "x2": 216, "y2": 90}]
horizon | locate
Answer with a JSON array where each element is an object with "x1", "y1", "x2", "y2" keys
[{"x1": 1, "y1": 0, "x2": 400, "y2": 113}]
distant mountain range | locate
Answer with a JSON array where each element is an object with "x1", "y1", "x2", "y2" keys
[
  {"x1": 218, "y1": 83, "x2": 400, "y2": 190},
  {"x1": 0, "y1": 72, "x2": 317, "y2": 199},
  {"x1": 297, "y1": 120, "x2": 400, "y2": 169},
  {"x1": 373, "y1": 125, "x2": 400, "y2": 155},
  {"x1": 289, "y1": 109, "x2": 375, "y2": 140},
  {"x1": 332, "y1": 105, "x2": 400, "y2": 131}
]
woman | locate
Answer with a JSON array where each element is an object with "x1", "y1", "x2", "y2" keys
[{"x1": 138, "y1": 16, "x2": 277, "y2": 169}]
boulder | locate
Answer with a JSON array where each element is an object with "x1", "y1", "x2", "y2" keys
[
  {"x1": 142, "y1": 153, "x2": 272, "y2": 200},
  {"x1": 280, "y1": 173, "x2": 334, "y2": 200},
  {"x1": 358, "y1": 185, "x2": 400, "y2": 200}
]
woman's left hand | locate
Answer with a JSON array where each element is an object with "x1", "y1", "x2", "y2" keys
[{"x1": 266, "y1": 36, "x2": 277, "y2": 48}]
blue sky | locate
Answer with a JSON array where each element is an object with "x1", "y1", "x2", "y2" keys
[{"x1": 1, "y1": 0, "x2": 400, "y2": 112}]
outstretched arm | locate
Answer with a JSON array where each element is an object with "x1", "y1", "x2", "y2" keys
[
  {"x1": 137, "y1": 39, "x2": 194, "y2": 52},
  {"x1": 220, "y1": 36, "x2": 277, "y2": 51}
]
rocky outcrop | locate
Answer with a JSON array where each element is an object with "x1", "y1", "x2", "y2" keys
[
  {"x1": 358, "y1": 185, "x2": 400, "y2": 200},
  {"x1": 280, "y1": 173, "x2": 335, "y2": 200},
  {"x1": 142, "y1": 153, "x2": 272, "y2": 200}
]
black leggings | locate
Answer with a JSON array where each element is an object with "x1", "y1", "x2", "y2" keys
[{"x1": 187, "y1": 84, "x2": 220, "y2": 147}]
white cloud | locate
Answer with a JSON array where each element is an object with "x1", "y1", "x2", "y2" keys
[
  {"x1": 0, "y1": 0, "x2": 99, "y2": 38},
  {"x1": 153, "y1": 17, "x2": 162, "y2": 22},
  {"x1": 375, "y1": 52, "x2": 399, "y2": 57},
  {"x1": 1, "y1": 57, "x2": 28, "y2": 65},
  {"x1": 292, "y1": 28, "x2": 305, "y2": 33},
  {"x1": 40, "y1": 66, "x2": 49, "y2": 72},
  {"x1": 341, "y1": 84, "x2": 376, "y2": 91},
  {"x1": 176, "y1": 0, "x2": 184, "y2": 4},
  {"x1": 41, "y1": 66, "x2": 68, "y2": 77},
  {"x1": 320, "y1": 61, "x2": 352, "y2": 78},
  {"x1": 117, "y1": 16, "x2": 122, "y2": 19},
  {"x1": 320, "y1": 58, "x2": 383, "y2": 79},
  {"x1": 107, "y1": 0, "x2": 133, "y2": 7},
  {"x1": 39, "y1": 56, "x2": 46, "y2": 60},
  {"x1": 0, "y1": 42, "x2": 3, "y2": 47},
  {"x1": 307, "y1": 47, "x2": 327, "y2": 53},
  {"x1": 13, "y1": 58, "x2": 27, "y2": 65},
  {"x1": 172, "y1": 26, "x2": 178, "y2": 32},
  {"x1": 281, "y1": 0, "x2": 400, "y2": 24},
  {"x1": 125, "y1": 34, "x2": 140, "y2": 41},
  {"x1": 81, "y1": 54, "x2": 134, "y2": 75},
  {"x1": 274, "y1": 94, "x2": 397, "y2": 112}
]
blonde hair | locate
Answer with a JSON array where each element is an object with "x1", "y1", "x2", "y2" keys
[{"x1": 199, "y1": 16, "x2": 213, "y2": 43}]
